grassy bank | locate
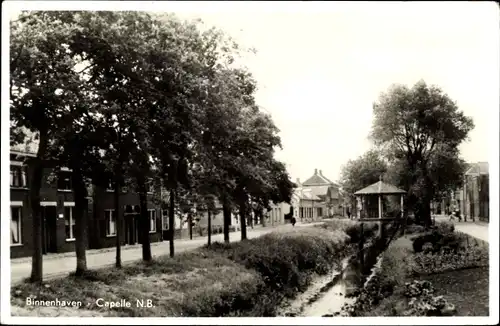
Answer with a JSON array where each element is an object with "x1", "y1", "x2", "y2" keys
[
  {"x1": 344, "y1": 221, "x2": 489, "y2": 317},
  {"x1": 12, "y1": 225, "x2": 369, "y2": 317}
]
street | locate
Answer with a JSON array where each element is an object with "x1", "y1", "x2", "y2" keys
[{"x1": 10, "y1": 222, "x2": 323, "y2": 285}]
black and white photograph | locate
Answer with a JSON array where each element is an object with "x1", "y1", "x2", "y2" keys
[{"x1": 1, "y1": 1, "x2": 498, "y2": 325}]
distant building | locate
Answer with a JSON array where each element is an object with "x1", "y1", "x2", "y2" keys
[
  {"x1": 292, "y1": 169, "x2": 342, "y2": 221},
  {"x1": 434, "y1": 162, "x2": 489, "y2": 222},
  {"x1": 458, "y1": 162, "x2": 489, "y2": 222}
]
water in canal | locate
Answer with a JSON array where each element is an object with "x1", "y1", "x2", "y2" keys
[{"x1": 277, "y1": 244, "x2": 385, "y2": 317}]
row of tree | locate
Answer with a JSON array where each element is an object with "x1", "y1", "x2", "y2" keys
[
  {"x1": 340, "y1": 81, "x2": 474, "y2": 225},
  {"x1": 10, "y1": 11, "x2": 296, "y2": 283}
]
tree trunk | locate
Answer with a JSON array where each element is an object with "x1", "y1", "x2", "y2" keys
[
  {"x1": 28, "y1": 159, "x2": 44, "y2": 283},
  {"x1": 249, "y1": 207, "x2": 254, "y2": 229},
  {"x1": 188, "y1": 213, "x2": 193, "y2": 240},
  {"x1": 72, "y1": 169, "x2": 88, "y2": 276},
  {"x1": 114, "y1": 174, "x2": 122, "y2": 268},
  {"x1": 29, "y1": 132, "x2": 48, "y2": 283},
  {"x1": 239, "y1": 196, "x2": 248, "y2": 240},
  {"x1": 138, "y1": 180, "x2": 152, "y2": 262},
  {"x1": 207, "y1": 210, "x2": 212, "y2": 246},
  {"x1": 223, "y1": 200, "x2": 231, "y2": 243},
  {"x1": 168, "y1": 189, "x2": 175, "y2": 257}
]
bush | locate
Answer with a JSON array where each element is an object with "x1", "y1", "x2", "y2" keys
[
  {"x1": 181, "y1": 270, "x2": 268, "y2": 316},
  {"x1": 434, "y1": 221, "x2": 455, "y2": 234},
  {"x1": 408, "y1": 245, "x2": 489, "y2": 275},
  {"x1": 405, "y1": 224, "x2": 426, "y2": 235},
  {"x1": 319, "y1": 219, "x2": 378, "y2": 244},
  {"x1": 412, "y1": 233, "x2": 441, "y2": 253},
  {"x1": 404, "y1": 280, "x2": 433, "y2": 298},
  {"x1": 209, "y1": 228, "x2": 350, "y2": 298},
  {"x1": 412, "y1": 224, "x2": 474, "y2": 254},
  {"x1": 403, "y1": 281, "x2": 456, "y2": 316}
]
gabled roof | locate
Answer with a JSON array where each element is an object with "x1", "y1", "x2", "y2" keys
[
  {"x1": 302, "y1": 168, "x2": 339, "y2": 187},
  {"x1": 302, "y1": 174, "x2": 330, "y2": 186},
  {"x1": 465, "y1": 162, "x2": 489, "y2": 175},
  {"x1": 354, "y1": 181, "x2": 406, "y2": 195}
]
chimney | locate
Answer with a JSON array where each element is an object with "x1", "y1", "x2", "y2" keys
[
  {"x1": 314, "y1": 168, "x2": 318, "y2": 175},
  {"x1": 319, "y1": 169, "x2": 323, "y2": 176},
  {"x1": 296, "y1": 178, "x2": 301, "y2": 185}
]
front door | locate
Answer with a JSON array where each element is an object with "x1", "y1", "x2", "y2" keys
[
  {"x1": 42, "y1": 206, "x2": 58, "y2": 254},
  {"x1": 125, "y1": 213, "x2": 140, "y2": 245}
]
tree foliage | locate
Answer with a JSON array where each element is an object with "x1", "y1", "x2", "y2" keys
[
  {"x1": 371, "y1": 81, "x2": 474, "y2": 225},
  {"x1": 340, "y1": 149, "x2": 388, "y2": 196},
  {"x1": 10, "y1": 10, "x2": 296, "y2": 280}
]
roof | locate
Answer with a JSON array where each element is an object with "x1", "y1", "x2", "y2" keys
[
  {"x1": 310, "y1": 185, "x2": 330, "y2": 198},
  {"x1": 354, "y1": 181, "x2": 406, "y2": 195},
  {"x1": 302, "y1": 168, "x2": 339, "y2": 187},
  {"x1": 294, "y1": 187, "x2": 322, "y2": 201},
  {"x1": 302, "y1": 174, "x2": 330, "y2": 186},
  {"x1": 465, "y1": 162, "x2": 489, "y2": 175}
]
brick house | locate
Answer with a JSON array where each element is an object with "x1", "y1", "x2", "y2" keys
[{"x1": 10, "y1": 146, "x2": 163, "y2": 259}]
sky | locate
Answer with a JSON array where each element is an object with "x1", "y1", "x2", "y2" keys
[
  {"x1": 4, "y1": 1, "x2": 500, "y2": 184},
  {"x1": 172, "y1": 2, "x2": 500, "y2": 183}
]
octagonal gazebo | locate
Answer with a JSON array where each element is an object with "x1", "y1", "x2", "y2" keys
[{"x1": 354, "y1": 176, "x2": 406, "y2": 236}]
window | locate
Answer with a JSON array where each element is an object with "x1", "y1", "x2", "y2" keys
[
  {"x1": 162, "y1": 209, "x2": 169, "y2": 230},
  {"x1": 149, "y1": 209, "x2": 157, "y2": 232},
  {"x1": 11, "y1": 206, "x2": 22, "y2": 245},
  {"x1": 10, "y1": 165, "x2": 27, "y2": 188},
  {"x1": 105, "y1": 210, "x2": 116, "y2": 236},
  {"x1": 64, "y1": 207, "x2": 75, "y2": 240},
  {"x1": 58, "y1": 172, "x2": 72, "y2": 191}
]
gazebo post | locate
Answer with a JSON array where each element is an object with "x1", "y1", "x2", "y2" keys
[
  {"x1": 400, "y1": 194, "x2": 404, "y2": 219},
  {"x1": 378, "y1": 194, "x2": 382, "y2": 237}
]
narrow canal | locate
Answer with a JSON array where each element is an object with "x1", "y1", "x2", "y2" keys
[{"x1": 277, "y1": 237, "x2": 387, "y2": 317}]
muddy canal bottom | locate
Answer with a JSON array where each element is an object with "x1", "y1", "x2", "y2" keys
[{"x1": 277, "y1": 254, "x2": 383, "y2": 317}]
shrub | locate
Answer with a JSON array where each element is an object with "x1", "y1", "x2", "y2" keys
[
  {"x1": 209, "y1": 228, "x2": 351, "y2": 299},
  {"x1": 422, "y1": 242, "x2": 434, "y2": 253},
  {"x1": 434, "y1": 221, "x2": 455, "y2": 234},
  {"x1": 406, "y1": 293, "x2": 456, "y2": 316},
  {"x1": 319, "y1": 219, "x2": 378, "y2": 244},
  {"x1": 412, "y1": 233, "x2": 441, "y2": 253},
  {"x1": 405, "y1": 224, "x2": 425, "y2": 235},
  {"x1": 408, "y1": 245, "x2": 489, "y2": 275},
  {"x1": 181, "y1": 270, "x2": 267, "y2": 316},
  {"x1": 404, "y1": 280, "x2": 434, "y2": 298}
]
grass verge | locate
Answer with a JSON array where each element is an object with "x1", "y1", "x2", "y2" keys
[{"x1": 12, "y1": 226, "x2": 360, "y2": 317}]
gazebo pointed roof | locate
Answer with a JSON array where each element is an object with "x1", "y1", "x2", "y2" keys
[{"x1": 354, "y1": 180, "x2": 406, "y2": 195}]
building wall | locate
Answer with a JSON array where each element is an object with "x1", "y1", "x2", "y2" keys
[
  {"x1": 265, "y1": 202, "x2": 290, "y2": 225},
  {"x1": 463, "y1": 174, "x2": 489, "y2": 221},
  {"x1": 10, "y1": 156, "x2": 163, "y2": 259},
  {"x1": 297, "y1": 199, "x2": 325, "y2": 220},
  {"x1": 90, "y1": 187, "x2": 162, "y2": 250}
]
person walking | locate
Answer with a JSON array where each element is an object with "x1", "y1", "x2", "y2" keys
[
  {"x1": 347, "y1": 208, "x2": 351, "y2": 220},
  {"x1": 291, "y1": 217, "x2": 296, "y2": 227}
]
